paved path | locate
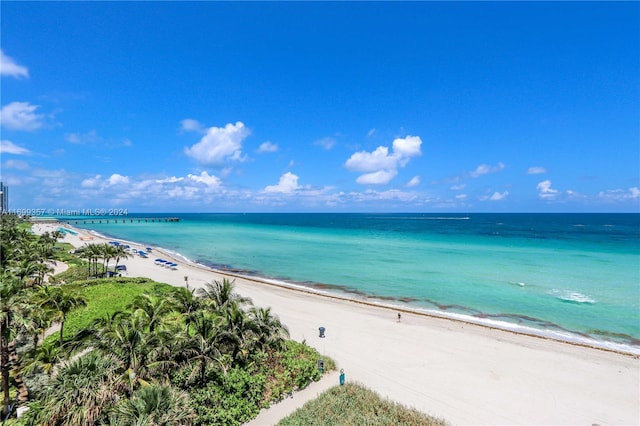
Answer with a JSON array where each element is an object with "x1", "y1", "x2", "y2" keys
[{"x1": 245, "y1": 371, "x2": 340, "y2": 426}]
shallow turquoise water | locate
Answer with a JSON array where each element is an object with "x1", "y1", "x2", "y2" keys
[{"x1": 69, "y1": 213, "x2": 640, "y2": 352}]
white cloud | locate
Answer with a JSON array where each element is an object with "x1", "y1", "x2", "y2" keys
[
  {"x1": 455, "y1": 194, "x2": 468, "y2": 200},
  {"x1": 184, "y1": 121, "x2": 249, "y2": 166},
  {"x1": 450, "y1": 183, "x2": 466, "y2": 191},
  {"x1": 0, "y1": 50, "x2": 29, "y2": 78},
  {"x1": 314, "y1": 137, "x2": 336, "y2": 150},
  {"x1": 346, "y1": 188, "x2": 421, "y2": 203},
  {"x1": 470, "y1": 162, "x2": 505, "y2": 178},
  {"x1": 66, "y1": 130, "x2": 100, "y2": 144},
  {"x1": 258, "y1": 141, "x2": 279, "y2": 153},
  {"x1": 167, "y1": 186, "x2": 200, "y2": 200},
  {"x1": 536, "y1": 180, "x2": 558, "y2": 199},
  {"x1": 392, "y1": 135, "x2": 422, "y2": 165},
  {"x1": 0, "y1": 139, "x2": 30, "y2": 155},
  {"x1": 406, "y1": 176, "x2": 420, "y2": 187},
  {"x1": 485, "y1": 191, "x2": 509, "y2": 201},
  {"x1": 180, "y1": 118, "x2": 206, "y2": 133},
  {"x1": 566, "y1": 190, "x2": 586, "y2": 200},
  {"x1": 187, "y1": 171, "x2": 222, "y2": 188},
  {"x1": 107, "y1": 174, "x2": 130, "y2": 186},
  {"x1": 155, "y1": 176, "x2": 184, "y2": 184},
  {"x1": 346, "y1": 146, "x2": 398, "y2": 172},
  {"x1": 81, "y1": 175, "x2": 103, "y2": 188},
  {"x1": 598, "y1": 187, "x2": 640, "y2": 202},
  {"x1": 345, "y1": 135, "x2": 422, "y2": 185},
  {"x1": 264, "y1": 172, "x2": 300, "y2": 193},
  {"x1": 2, "y1": 159, "x2": 29, "y2": 170},
  {"x1": 367, "y1": 128, "x2": 376, "y2": 138},
  {"x1": 527, "y1": 166, "x2": 547, "y2": 175},
  {"x1": 0, "y1": 102, "x2": 45, "y2": 131},
  {"x1": 356, "y1": 169, "x2": 398, "y2": 185}
]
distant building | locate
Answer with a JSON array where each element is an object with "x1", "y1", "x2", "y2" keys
[{"x1": 0, "y1": 182, "x2": 7, "y2": 213}]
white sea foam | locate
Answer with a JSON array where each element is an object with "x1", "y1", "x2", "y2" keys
[
  {"x1": 549, "y1": 289, "x2": 596, "y2": 304},
  {"x1": 362, "y1": 300, "x2": 640, "y2": 356},
  {"x1": 424, "y1": 216, "x2": 470, "y2": 220}
]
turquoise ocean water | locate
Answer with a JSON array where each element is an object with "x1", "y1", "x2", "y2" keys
[{"x1": 68, "y1": 213, "x2": 639, "y2": 354}]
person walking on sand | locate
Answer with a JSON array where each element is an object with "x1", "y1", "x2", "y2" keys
[{"x1": 397, "y1": 312, "x2": 401, "y2": 322}]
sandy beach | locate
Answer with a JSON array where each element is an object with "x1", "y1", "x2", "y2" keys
[{"x1": 35, "y1": 223, "x2": 640, "y2": 425}]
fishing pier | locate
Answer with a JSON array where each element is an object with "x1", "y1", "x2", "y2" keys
[{"x1": 63, "y1": 217, "x2": 180, "y2": 224}]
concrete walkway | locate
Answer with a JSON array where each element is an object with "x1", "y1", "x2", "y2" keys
[{"x1": 245, "y1": 371, "x2": 340, "y2": 426}]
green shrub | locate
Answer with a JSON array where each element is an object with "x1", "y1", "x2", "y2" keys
[
  {"x1": 259, "y1": 340, "x2": 332, "y2": 403},
  {"x1": 182, "y1": 366, "x2": 266, "y2": 426},
  {"x1": 278, "y1": 382, "x2": 448, "y2": 426}
]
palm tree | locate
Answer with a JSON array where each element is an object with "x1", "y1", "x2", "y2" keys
[
  {"x1": 100, "y1": 243, "x2": 115, "y2": 277},
  {"x1": 112, "y1": 245, "x2": 129, "y2": 275},
  {"x1": 108, "y1": 383, "x2": 194, "y2": 425},
  {"x1": 36, "y1": 286, "x2": 87, "y2": 349},
  {"x1": 249, "y1": 306, "x2": 289, "y2": 351},
  {"x1": 196, "y1": 278, "x2": 252, "y2": 312},
  {"x1": 182, "y1": 310, "x2": 230, "y2": 383},
  {"x1": 222, "y1": 303, "x2": 258, "y2": 364},
  {"x1": 168, "y1": 287, "x2": 202, "y2": 334},
  {"x1": 32, "y1": 261, "x2": 54, "y2": 287},
  {"x1": 8, "y1": 257, "x2": 42, "y2": 286},
  {"x1": 127, "y1": 293, "x2": 173, "y2": 333},
  {"x1": 35, "y1": 351, "x2": 125, "y2": 426},
  {"x1": 13, "y1": 302, "x2": 50, "y2": 357},
  {"x1": 88, "y1": 312, "x2": 159, "y2": 395},
  {"x1": 21, "y1": 339, "x2": 60, "y2": 377},
  {"x1": 75, "y1": 244, "x2": 101, "y2": 278},
  {"x1": 0, "y1": 272, "x2": 28, "y2": 417}
]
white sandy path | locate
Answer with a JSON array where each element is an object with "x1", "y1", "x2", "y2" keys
[
  {"x1": 44, "y1": 223, "x2": 640, "y2": 425},
  {"x1": 246, "y1": 371, "x2": 340, "y2": 426}
]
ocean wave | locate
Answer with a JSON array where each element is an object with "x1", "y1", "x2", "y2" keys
[
  {"x1": 380, "y1": 216, "x2": 470, "y2": 221},
  {"x1": 549, "y1": 289, "x2": 596, "y2": 304},
  {"x1": 392, "y1": 304, "x2": 640, "y2": 355}
]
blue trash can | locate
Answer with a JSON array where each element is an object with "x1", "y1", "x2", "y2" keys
[{"x1": 339, "y1": 369, "x2": 345, "y2": 385}]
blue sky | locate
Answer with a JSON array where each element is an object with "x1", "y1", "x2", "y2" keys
[{"x1": 1, "y1": 2, "x2": 638, "y2": 213}]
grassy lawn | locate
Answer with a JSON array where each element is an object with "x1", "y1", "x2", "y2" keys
[
  {"x1": 59, "y1": 278, "x2": 175, "y2": 341},
  {"x1": 52, "y1": 242, "x2": 84, "y2": 267},
  {"x1": 277, "y1": 382, "x2": 448, "y2": 426}
]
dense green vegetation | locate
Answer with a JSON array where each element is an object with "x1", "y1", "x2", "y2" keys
[
  {"x1": 278, "y1": 382, "x2": 448, "y2": 426},
  {"x1": 1, "y1": 215, "x2": 333, "y2": 425}
]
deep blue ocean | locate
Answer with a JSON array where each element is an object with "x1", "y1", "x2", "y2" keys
[{"x1": 67, "y1": 213, "x2": 640, "y2": 353}]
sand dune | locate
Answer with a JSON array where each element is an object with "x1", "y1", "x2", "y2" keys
[{"x1": 38, "y1": 223, "x2": 640, "y2": 425}]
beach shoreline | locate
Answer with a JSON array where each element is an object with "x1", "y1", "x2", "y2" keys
[
  {"x1": 37, "y1": 222, "x2": 640, "y2": 425},
  {"x1": 65, "y1": 223, "x2": 639, "y2": 357}
]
